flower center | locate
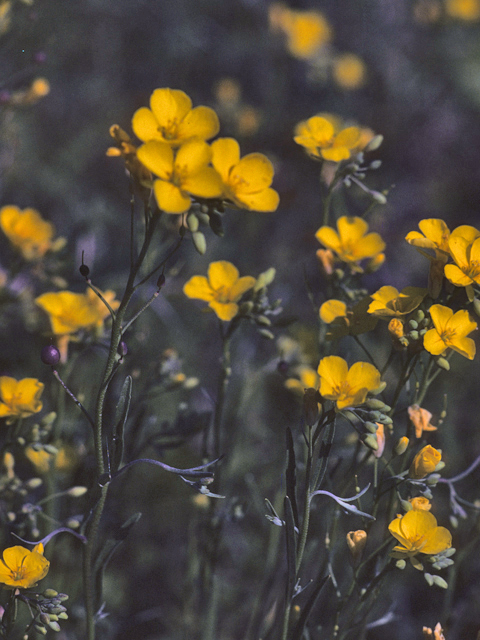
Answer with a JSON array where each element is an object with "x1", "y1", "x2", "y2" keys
[
  {"x1": 440, "y1": 328, "x2": 456, "y2": 344},
  {"x1": 158, "y1": 118, "x2": 179, "y2": 141},
  {"x1": 466, "y1": 259, "x2": 480, "y2": 280},
  {"x1": 214, "y1": 285, "x2": 230, "y2": 303}
]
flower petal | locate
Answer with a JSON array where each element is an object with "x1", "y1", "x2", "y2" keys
[
  {"x1": 211, "y1": 138, "x2": 241, "y2": 181},
  {"x1": 208, "y1": 261, "x2": 240, "y2": 290},
  {"x1": 150, "y1": 88, "x2": 192, "y2": 129},
  {"x1": 227, "y1": 276, "x2": 256, "y2": 301},
  {"x1": 137, "y1": 141, "x2": 174, "y2": 180},
  {"x1": 183, "y1": 276, "x2": 215, "y2": 301},
  {"x1": 177, "y1": 105, "x2": 220, "y2": 142},
  {"x1": 209, "y1": 300, "x2": 239, "y2": 321},
  {"x1": 318, "y1": 355, "x2": 348, "y2": 395},
  {"x1": 131, "y1": 107, "x2": 161, "y2": 143},
  {"x1": 153, "y1": 180, "x2": 191, "y2": 214}
]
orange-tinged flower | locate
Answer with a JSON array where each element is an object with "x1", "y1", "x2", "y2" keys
[
  {"x1": 132, "y1": 88, "x2": 219, "y2": 147},
  {"x1": 445, "y1": 234, "x2": 480, "y2": 288},
  {"x1": 210, "y1": 138, "x2": 279, "y2": 212},
  {"x1": 294, "y1": 116, "x2": 361, "y2": 162},
  {"x1": 346, "y1": 530, "x2": 367, "y2": 561},
  {"x1": 316, "y1": 248, "x2": 335, "y2": 275},
  {"x1": 389, "y1": 510, "x2": 451, "y2": 559},
  {"x1": 315, "y1": 216, "x2": 385, "y2": 268},
  {"x1": 423, "y1": 304, "x2": 477, "y2": 360},
  {"x1": 409, "y1": 445, "x2": 442, "y2": 479},
  {"x1": 423, "y1": 622, "x2": 446, "y2": 640},
  {"x1": 183, "y1": 260, "x2": 256, "y2": 321},
  {"x1": 368, "y1": 286, "x2": 427, "y2": 318},
  {"x1": 137, "y1": 139, "x2": 223, "y2": 214},
  {"x1": 408, "y1": 404, "x2": 437, "y2": 438},
  {"x1": 0, "y1": 377, "x2": 44, "y2": 421},
  {"x1": 269, "y1": 5, "x2": 332, "y2": 59},
  {"x1": 0, "y1": 205, "x2": 64, "y2": 260},
  {"x1": 332, "y1": 53, "x2": 367, "y2": 90},
  {"x1": 0, "y1": 544, "x2": 49, "y2": 589},
  {"x1": 373, "y1": 423, "x2": 385, "y2": 458},
  {"x1": 409, "y1": 497, "x2": 432, "y2": 511},
  {"x1": 317, "y1": 355, "x2": 382, "y2": 411}
]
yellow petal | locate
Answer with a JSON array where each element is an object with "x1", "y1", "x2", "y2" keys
[
  {"x1": 233, "y1": 153, "x2": 275, "y2": 191},
  {"x1": 333, "y1": 127, "x2": 361, "y2": 149},
  {"x1": 347, "y1": 361, "x2": 381, "y2": 396},
  {"x1": 153, "y1": 180, "x2": 191, "y2": 214},
  {"x1": 423, "y1": 328, "x2": 447, "y2": 355},
  {"x1": 233, "y1": 188, "x2": 280, "y2": 212},
  {"x1": 208, "y1": 261, "x2": 239, "y2": 290},
  {"x1": 181, "y1": 167, "x2": 223, "y2": 199},
  {"x1": 315, "y1": 226, "x2": 341, "y2": 252},
  {"x1": 131, "y1": 107, "x2": 161, "y2": 142},
  {"x1": 318, "y1": 355, "x2": 348, "y2": 394},
  {"x1": 421, "y1": 526, "x2": 452, "y2": 554},
  {"x1": 177, "y1": 105, "x2": 220, "y2": 142},
  {"x1": 306, "y1": 116, "x2": 335, "y2": 144},
  {"x1": 429, "y1": 303, "x2": 453, "y2": 330},
  {"x1": 211, "y1": 138, "x2": 241, "y2": 181},
  {"x1": 450, "y1": 336, "x2": 476, "y2": 360},
  {"x1": 321, "y1": 145, "x2": 351, "y2": 162},
  {"x1": 183, "y1": 276, "x2": 214, "y2": 301},
  {"x1": 150, "y1": 88, "x2": 192, "y2": 129},
  {"x1": 444, "y1": 263, "x2": 473, "y2": 287},
  {"x1": 227, "y1": 276, "x2": 256, "y2": 301},
  {"x1": 319, "y1": 299, "x2": 347, "y2": 323},
  {"x1": 209, "y1": 300, "x2": 239, "y2": 321},
  {"x1": 337, "y1": 216, "x2": 369, "y2": 244},
  {"x1": 174, "y1": 139, "x2": 212, "y2": 174},
  {"x1": 137, "y1": 141, "x2": 173, "y2": 180}
]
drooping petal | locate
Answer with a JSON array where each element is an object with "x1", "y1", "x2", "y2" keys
[
  {"x1": 183, "y1": 276, "x2": 215, "y2": 301},
  {"x1": 208, "y1": 261, "x2": 240, "y2": 291},
  {"x1": 153, "y1": 180, "x2": 191, "y2": 214},
  {"x1": 450, "y1": 336, "x2": 476, "y2": 360},
  {"x1": 137, "y1": 141, "x2": 174, "y2": 180}
]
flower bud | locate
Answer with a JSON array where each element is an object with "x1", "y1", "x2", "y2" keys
[
  {"x1": 192, "y1": 231, "x2": 206, "y2": 255},
  {"x1": 346, "y1": 530, "x2": 367, "y2": 562},
  {"x1": 409, "y1": 445, "x2": 442, "y2": 479},
  {"x1": 409, "y1": 496, "x2": 431, "y2": 511},
  {"x1": 432, "y1": 575, "x2": 448, "y2": 589},
  {"x1": 364, "y1": 134, "x2": 384, "y2": 152},
  {"x1": 67, "y1": 486, "x2": 88, "y2": 497},
  {"x1": 473, "y1": 297, "x2": 480, "y2": 318},
  {"x1": 43, "y1": 589, "x2": 58, "y2": 598},
  {"x1": 41, "y1": 345, "x2": 60, "y2": 366},
  {"x1": 364, "y1": 421, "x2": 378, "y2": 433},
  {"x1": 362, "y1": 434, "x2": 378, "y2": 451},
  {"x1": 394, "y1": 436, "x2": 409, "y2": 455},
  {"x1": 395, "y1": 559, "x2": 406, "y2": 570},
  {"x1": 186, "y1": 213, "x2": 199, "y2": 232},
  {"x1": 436, "y1": 357, "x2": 450, "y2": 371},
  {"x1": 365, "y1": 399, "x2": 387, "y2": 411}
]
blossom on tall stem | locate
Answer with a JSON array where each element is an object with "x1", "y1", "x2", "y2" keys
[
  {"x1": 316, "y1": 216, "x2": 385, "y2": 270},
  {"x1": 294, "y1": 116, "x2": 360, "y2": 162},
  {"x1": 423, "y1": 304, "x2": 477, "y2": 360},
  {"x1": 317, "y1": 355, "x2": 383, "y2": 411}
]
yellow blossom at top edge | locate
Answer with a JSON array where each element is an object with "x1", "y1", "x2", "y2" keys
[
  {"x1": 0, "y1": 544, "x2": 50, "y2": 589},
  {"x1": 210, "y1": 138, "x2": 279, "y2": 212},
  {"x1": 408, "y1": 404, "x2": 437, "y2": 438},
  {"x1": 317, "y1": 355, "x2": 382, "y2": 411},
  {"x1": 332, "y1": 53, "x2": 367, "y2": 90},
  {"x1": 409, "y1": 444, "x2": 442, "y2": 479},
  {"x1": 445, "y1": 234, "x2": 480, "y2": 288},
  {"x1": 0, "y1": 206, "x2": 64, "y2": 260},
  {"x1": 445, "y1": 0, "x2": 480, "y2": 20},
  {"x1": 137, "y1": 139, "x2": 223, "y2": 214},
  {"x1": 269, "y1": 5, "x2": 332, "y2": 59},
  {"x1": 315, "y1": 216, "x2": 385, "y2": 267},
  {"x1": 0, "y1": 377, "x2": 44, "y2": 421},
  {"x1": 367, "y1": 286, "x2": 427, "y2": 317},
  {"x1": 183, "y1": 260, "x2": 256, "y2": 321},
  {"x1": 423, "y1": 304, "x2": 477, "y2": 360},
  {"x1": 294, "y1": 116, "x2": 361, "y2": 162},
  {"x1": 388, "y1": 509, "x2": 451, "y2": 559},
  {"x1": 132, "y1": 88, "x2": 220, "y2": 146}
]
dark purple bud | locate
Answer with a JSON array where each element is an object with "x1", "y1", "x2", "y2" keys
[
  {"x1": 156, "y1": 273, "x2": 166, "y2": 289},
  {"x1": 79, "y1": 264, "x2": 90, "y2": 277},
  {"x1": 41, "y1": 345, "x2": 60, "y2": 366},
  {"x1": 118, "y1": 341, "x2": 128, "y2": 357}
]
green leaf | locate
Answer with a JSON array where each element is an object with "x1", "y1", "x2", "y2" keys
[{"x1": 111, "y1": 376, "x2": 132, "y2": 472}]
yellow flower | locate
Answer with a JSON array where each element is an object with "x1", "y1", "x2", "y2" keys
[
  {"x1": 210, "y1": 138, "x2": 279, "y2": 212},
  {"x1": 315, "y1": 216, "x2": 385, "y2": 268},
  {"x1": 317, "y1": 355, "x2": 382, "y2": 411},
  {"x1": 367, "y1": 286, "x2": 427, "y2": 317},
  {"x1": 408, "y1": 404, "x2": 438, "y2": 438},
  {"x1": 183, "y1": 260, "x2": 256, "y2": 321},
  {"x1": 0, "y1": 205, "x2": 64, "y2": 260},
  {"x1": 389, "y1": 510, "x2": 451, "y2": 560},
  {"x1": 445, "y1": 0, "x2": 480, "y2": 19},
  {"x1": 405, "y1": 218, "x2": 451, "y2": 256},
  {"x1": 409, "y1": 445, "x2": 442, "y2": 479},
  {"x1": 132, "y1": 87, "x2": 219, "y2": 146},
  {"x1": 423, "y1": 622, "x2": 446, "y2": 640},
  {"x1": 332, "y1": 53, "x2": 367, "y2": 90},
  {"x1": 423, "y1": 304, "x2": 477, "y2": 360},
  {"x1": 294, "y1": 116, "x2": 361, "y2": 162},
  {"x1": 284, "y1": 366, "x2": 319, "y2": 395},
  {"x1": 444, "y1": 233, "x2": 480, "y2": 289},
  {"x1": 319, "y1": 299, "x2": 347, "y2": 324},
  {"x1": 137, "y1": 139, "x2": 223, "y2": 214},
  {"x1": 269, "y1": 4, "x2": 332, "y2": 59},
  {"x1": 0, "y1": 377, "x2": 44, "y2": 421},
  {"x1": 409, "y1": 497, "x2": 432, "y2": 511},
  {"x1": 320, "y1": 297, "x2": 378, "y2": 340},
  {"x1": 36, "y1": 288, "x2": 118, "y2": 335},
  {"x1": 0, "y1": 544, "x2": 49, "y2": 589}
]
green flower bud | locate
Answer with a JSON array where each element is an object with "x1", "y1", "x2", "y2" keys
[
  {"x1": 192, "y1": 231, "x2": 207, "y2": 255},
  {"x1": 432, "y1": 575, "x2": 448, "y2": 589},
  {"x1": 365, "y1": 399, "x2": 387, "y2": 411},
  {"x1": 259, "y1": 329, "x2": 274, "y2": 340},
  {"x1": 364, "y1": 421, "x2": 378, "y2": 434},
  {"x1": 67, "y1": 486, "x2": 88, "y2": 497},
  {"x1": 424, "y1": 572, "x2": 434, "y2": 586},
  {"x1": 34, "y1": 625, "x2": 47, "y2": 635},
  {"x1": 409, "y1": 330, "x2": 419, "y2": 341},
  {"x1": 473, "y1": 297, "x2": 480, "y2": 318},
  {"x1": 364, "y1": 134, "x2": 384, "y2": 152},
  {"x1": 436, "y1": 357, "x2": 450, "y2": 371},
  {"x1": 186, "y1": 213, "x2": 199, "y2": 232},
  {"x1": 395, "y1": 559, "x2": 406, "y2": 570},
  {"x1": 408, "y1": 319, "x2": 418, "y2": 330},
  {"x1": 48, "y1": 621, "x2": 61, "y2": 632},
  {"x1": 362, "y1": 434, "x2": 378, "y2": 451}
]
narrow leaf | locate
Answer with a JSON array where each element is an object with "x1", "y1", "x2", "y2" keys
[
  {"x1": 286, "y1": 427, "x2": 299, "y2": 528},
  {"x1": 284, "y1": 495, "x2": 297, "y2": 602},
  {"x1": 291, "y1": 574, "x2": 329, "y2": 640},
  {"x1": 111, "y1": 376, "x2": 132, "y2": 473}
]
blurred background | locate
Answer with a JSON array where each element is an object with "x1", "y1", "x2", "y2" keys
[{"x1": 2, "y1": 0, "x2": 480, "y2": 638}]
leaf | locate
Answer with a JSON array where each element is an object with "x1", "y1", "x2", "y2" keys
[
  {"x1": 291, "y1": 574, "x2": 329, "y2": 640},
  {"x1": 284, "y1": 495, "x2": 297, "y2": 602},
  {"x1": 286, "y1": 427, "x2": 299, "y2": 528},
  {"x1": 111, "y1": 376, "x2": 132, "y2": 473}
]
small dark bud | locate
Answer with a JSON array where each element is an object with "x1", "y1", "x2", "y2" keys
[
  {"x1": 41, "y1": 345, "x2": 60, "y2": 366},
  {"x1": 79, "y1": 264, "x2": 90, "y2": 277},
  {"x1": 118, "y1": 341, "x2": 128, "y2": 357},
  {"x1": 277, "y1": 360, "x2": 289, "y2": 375},
  {"x1": 156, "y1": 273, "x2": 166, "y2": 289}
]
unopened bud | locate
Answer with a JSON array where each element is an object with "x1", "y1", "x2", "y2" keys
[
  {"x1": 43, "y1": 589, "x2": 58, "y2": 598},
  {"x1": 436, "y1": 357, "x2": 450, "y2": 371},
  {"x1": 364, "y1": 134, "x2": 384, "y2": 152},
  {"x1": 364, "y1": 421, "x2": 378, "y2": 433},
  {"x1": 362, "y1": 434, "x2": 378, "y2": 451},
  {"x1": 395, "y1": 559, "x2": 406, "y2": 570},
  {"x1": 346, "y1": 530, "x2": 367, "y2": 562},
  {"x1": 394, "y1": 437, "x2": 409, "y2": 455},
  {"x1": 371, "y1": 191, "x2": 387, "y2": 205},
  {"x1": 34, "y1": 625, "x2": 47, "y2": 635},
  {"x1": 186, "y1": 213, "x2": 199, "y2": 232},
  {"x1": 67, "y1": 486, "x2": 88, "y2": 497},
  {"x1": 473, "y1": 298, "x2": 480, "y2": 318},
  {"x1": 259, "y1": 329, "x2": 275, "y2": 340},
  {"x1": 432, "y1": 575, "x2": 448, "y2": 589},
  {"x1": 424, "y1": 572, "x2": 434, "y2": 587},
  {"x1": 192, "y1": 231, "x2": 206, "y2": 255}
]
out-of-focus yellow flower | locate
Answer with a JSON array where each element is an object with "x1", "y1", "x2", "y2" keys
[
  {"x1": 445, "y1": 0, "x2": 480, "y2": 20},
  {"x1": 25, "y1": 447, "x2": 52, "y2": 474},
  {"x1": 332, "y1": 53, "x2": 366, "y2": 90},
  {"x1": 320, "y1": 297, "x2": 378, "y2": 340},
  {"x1": 319, "y1": 299, "x2": 347, "y2": 324},
  {"x1": 210, "y1": 138, "x2": 279, "y2": 212},
  {"x1": 316, "y1": 216, "x2": 385, "y2": 269},
  {"x1": 317, "y1": 355, "x2": 382, "y2": 411},
  {"x1": 0, "y1": 206, "x2": 65, "y2": 260},
  {"x1": 183, "y1": 260, "x2": 256, "y2": 321},
  {"x1": 409, "y1": 445, "x2": 442, "y2": 479},
  {"x1": 214, "y1": 78, "x2": 241, "y2": 106},
  {"x1": 137, "y1": 139, "x2": 223, "y2": 214},
  {"x1": 423, "y1": 304, "x2": 477, "y2": 360},
  {"x1": 409, "y1": 497, "x2": 432, "y2": 511},
  {"x1": 28, "y1": 78, "x2": 50, "y2": 99},
  {"x1": 294, "y1": 116, "x2": 361, "y2": 162},
  {"x1": 445, "y1": 233, "x2": 480, "y2": 291},
  {"x1": 236, "y1": 106, "x2": 262, "y2": 137},
  {"x1": 25, "y1": 442, "x2": 80, "y2": 475},
  {"x1": 368, "y1": 286, "x2": 427, "y2": 318},
  {"x1": 269, "y1": 4, "x2": 332, "y2": 59},
  {"x1": 389, "y1": 510, "x2": 451, "y2": 561},
  {"x1": 5, "y1": 77, "x2": 50, "y2": 107},
  {"x1": 423, "y1": 622, "x2": 446, "y2": 640},
  {"x1": 0, "y1": 377, "x2": 44, "y2": 421},
  {"x1": 408, "y1": 404, "x2": 438, "y2": 438},
  {"x1": 132, "y1": 88, "x2": 219, "y2": 147},
  {"x1": 284, "y1": 366, "x2": 319, "y2": 395},
  {"x1": 0, "y1": 1, "x2": 11, "y2": 35},
  {"x1": 346, "y1": 530, "x2": 367, "y2": 562},
  {"x1": 0, "y1": 544, "x2": 49, "y2": 589}
]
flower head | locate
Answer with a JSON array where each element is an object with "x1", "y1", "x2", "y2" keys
[
  {"x1": 332, "y1": 54, "x2": 367, "y2": 90},
  {"x1": 409, "y1": 497, "x2": 432, "y2": 511},
  {"x1": 408, "y1": 404, "x2": 437, "y2": 439},
  {"x1": 409, "y1": 445, "x2": 442, "y2": 479},
  {"x1": 0, "y1": 544, "x2": 50, "y2": 588},
  {"x1": 0, "y1": 205, "x2": 65, "y2": 260},
  {"x1": 423, "y1": 304, "x2": 477, "y2": 360},
  {"x1": 183, "y1": 260, "x2": 256, "y2": 321},
  {"x1": 0, "y1": 377, "x2": 44, "y2": 421},
  {"x1": 137, "y1": 139, "x2": 223, "y2": 214},
  {"x1": 269, "y1": 5, "x2": 332, "y2": 59},
  {"x1": 317, "y1": 355, "x2": 382, "y2": 411},
  {"x1": 368, "y1": 286, "x2": 427, "y2": 318},
  {"x1": 132, "y1": 88, "x2": 219, "y2": 147},
  {"x1": 294, "y1": 116, "x2": 360, "y2": 162},
  {"x1": 316, "y1": 216, "x2": 385, "y2": 269},
  {"x1": 210, "y1": 138, "x2": 279, "y2": 212},
  {"x1": 444, "y1": 233, "x2": 480, "y2": 289},
  {"x1": 389, "y1": 510, "x2": 451, "y2": 561}
]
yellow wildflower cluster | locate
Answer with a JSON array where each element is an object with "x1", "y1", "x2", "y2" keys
[
  {"x1": 0, "y1": 206, "x2": 65, "y2": 261},
  {"x1": 125, "y1": 87, "x2": 279, "y2": 214}
]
